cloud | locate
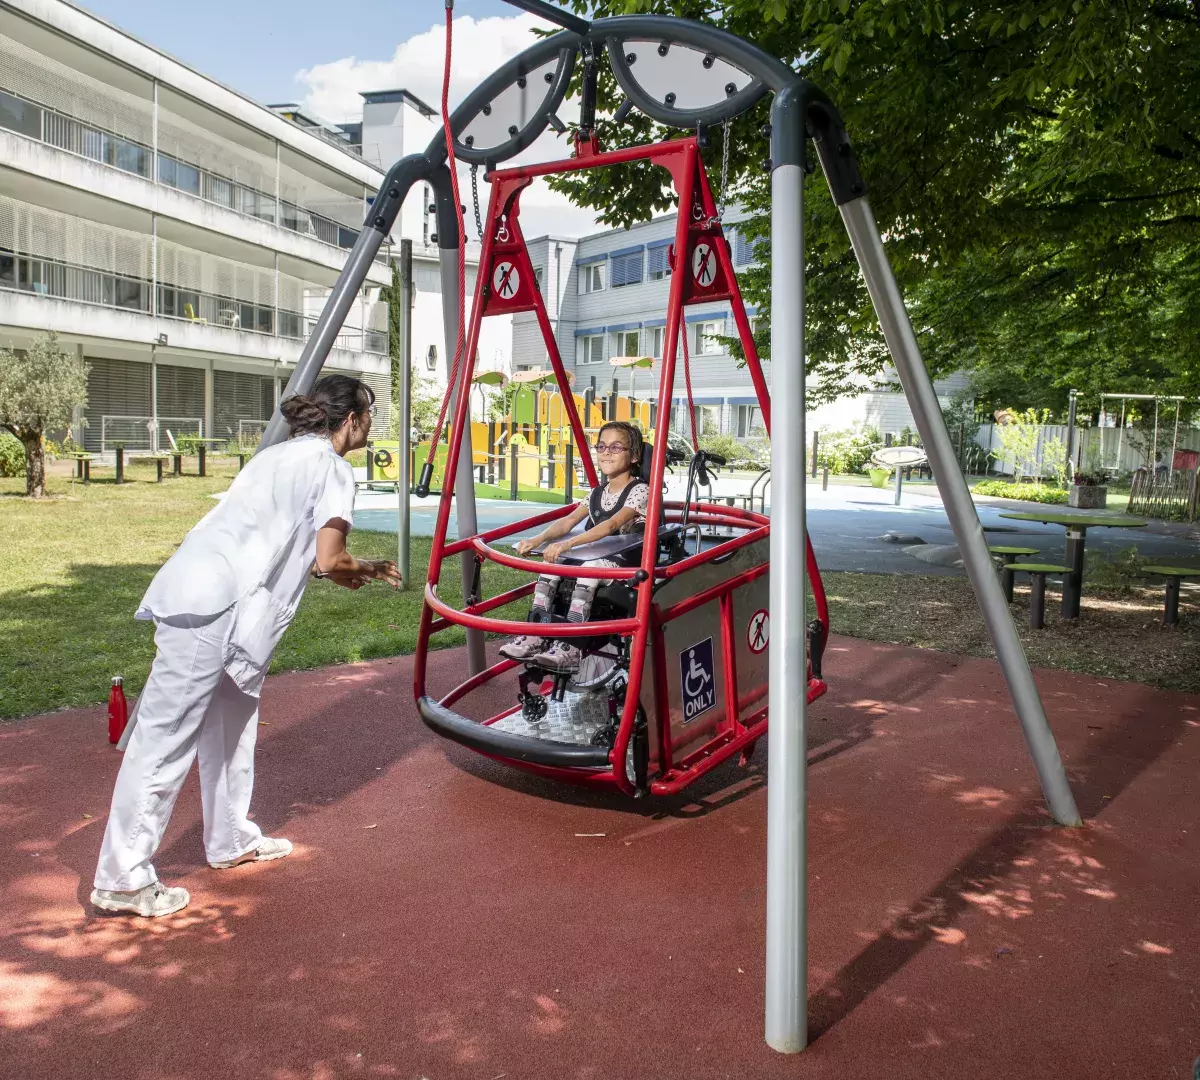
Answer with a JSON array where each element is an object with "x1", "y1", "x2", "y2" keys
[{"x1": 294, "y1": 13, "x2": 601, "y2": 239}]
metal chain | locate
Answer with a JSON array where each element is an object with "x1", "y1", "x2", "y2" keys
[
  {"x1": 470, "y1": 164, "x2": 483, "y2": 242},
  {"x1": 717, "y1": 118, "x2": 731, "y2": 222}
]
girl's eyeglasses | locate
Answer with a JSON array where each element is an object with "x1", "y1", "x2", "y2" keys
[{"x1": 594, "y1": 441, "x2": 629, "y2": 454}]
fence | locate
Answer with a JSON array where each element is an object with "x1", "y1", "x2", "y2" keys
[
  {"x1": 100, "y1": 415, "x2": 203, "y2": 454},
  {"x1": 970, "y1": 423, "x2": 1200, "y2": 480},
  {"x1": 236, "y1": 419, "x2": 269, "y2": 448},
  {"x1": 1128, "y1": 467, "x2": 1199, "y2": 523}
]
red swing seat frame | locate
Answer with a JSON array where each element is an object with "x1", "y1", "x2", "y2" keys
[{"x1": 414, "y1": 135, "x2": 829, "y2": 796}]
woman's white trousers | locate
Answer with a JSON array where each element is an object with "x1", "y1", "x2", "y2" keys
[{"x1": 94, "y1": 610, "x2": 264, "y2": 891}]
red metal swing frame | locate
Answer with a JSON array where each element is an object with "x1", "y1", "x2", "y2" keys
[{"x1": 413, "y1": 135, "x2": 829, "y2": 796}]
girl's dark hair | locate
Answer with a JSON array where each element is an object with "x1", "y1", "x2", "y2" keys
[
  {"x1": 280, "y1": 375, "x2": 375, "y2": 438},
  {"x1": 598, "y1": 421, "x2": 645, "y2": 477}
]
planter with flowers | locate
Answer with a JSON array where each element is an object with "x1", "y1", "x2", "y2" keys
[{"x1": 1069, "y1": 470, "x2": 1108, "y2": 509}]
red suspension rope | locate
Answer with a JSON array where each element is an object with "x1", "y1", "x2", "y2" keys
[{"x1": 424, "y1": 2, "x2": 470, "y2": 471}]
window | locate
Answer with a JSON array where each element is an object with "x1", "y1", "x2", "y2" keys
[
  {"x1": 579, "y1": 260, "x2": 605, "y2": 294},
  {"x1": 613, "y1": 329, "x2": 640, "y2": 357},
  {"x1": 611, "y1": 250, "x2": 643, "y2": 288},
  {"x1": 158, "y1": 153, "x2": 201, "y2": 196},
  {"x1": 579, "y1": 334, "x2": 605, "y2": 365},
  {"x1": 425, "y1": 344, "x2": 438, "y2": 372},
  {"x1": 0, "y1": 90, "x2": 42, "y2": 139},
  {"x1": 737, "y1": 404, "x2": 766, "y2": 438},
  {"x1": 533, "y1": 266, "x2": 544, "y2": 293},
  {"x1": 648, "y1": 326, "x2": 665, "y2": 357},
  {"x1": 735, "y1": 230, "x2": 763, "y2": 266},
  {"x1": 695, "y1": 320, "x2": 725, "y2": 355},
  {"x1": 647, "y1": 244, "x2": 671, "y2": 280}
]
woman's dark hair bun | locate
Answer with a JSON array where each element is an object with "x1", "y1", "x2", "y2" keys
[
  {"x1": 281, "y1": 375, "x2": 375, "y2": 438},
  {"x1": 280, "y1": 395, "x2": 329, "y2": 431}
]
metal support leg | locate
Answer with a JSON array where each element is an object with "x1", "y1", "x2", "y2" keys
[
  {"x1": 838, "y1": 196, "x2": 1080, "y2": 828},
  {"x1": 1029, "y1": 573, "x2": 1046, "y2": 629},
  {"x1": 1163, "y1": 578, "x2": 1181, "y2": 626},
  {"x1": 893, "y1": 464, "x2": 902, "y2": 505},
  {"x1": 439, "y1": 244, "x2": 485, "y2": 675},
  {"x1": 398, "y1": 239, "x2": 413, "y2": 590},
  {"x1": 198, "y1": 445, "x2": 206, "y2": 478},
  {"x1": 765, "y1": 90, "x2": 808, "y2": 1053},
  {"x1": 1002, "y1": 561, "x2": 1016, "y2": 604},
  {"x1": 1063, "y1": 527, "x2": 1085, "y2": 619}
]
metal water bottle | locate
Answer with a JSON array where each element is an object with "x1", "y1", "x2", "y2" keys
[{"x1": 107, "y1": 676, "x2": 128, "y2": 745}]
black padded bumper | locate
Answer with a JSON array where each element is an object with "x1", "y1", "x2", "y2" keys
[{"x1": 417, "y1": 696, "x2": 612, "y2": 768}]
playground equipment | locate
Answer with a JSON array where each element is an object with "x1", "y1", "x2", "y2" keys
[
  {"x1": 610, "y1": 353, "x2": 654, "y2": 406},
  {"x1": 871, "y1": 444, "x2": 928, "y2": 505},
  {"x1": 471, "y1": 369, "x2": 508, "y2": 423},
  {"x1": 1099, "y1": 392, "x2": 1185, "y2": 476},
  {"x1": 256, "y1": 0, "x2": 1081, "y2": 1051}
]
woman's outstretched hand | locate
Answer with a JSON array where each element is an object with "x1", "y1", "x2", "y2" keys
[{"x1": 361, "y1": 559, "x2": 403, "y2": 588}]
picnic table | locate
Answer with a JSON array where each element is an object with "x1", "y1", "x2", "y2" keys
[
  {"x1": 998, "y1": 511, "x2": 1148, "y2": 619},
  {"x1": 64, "y1": 451, "x2": 95, "y2": 483}
]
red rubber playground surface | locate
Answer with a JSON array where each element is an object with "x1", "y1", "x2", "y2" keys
[{"x1": 1, "y1": 638, "x2": 1197, "y2": 1079}]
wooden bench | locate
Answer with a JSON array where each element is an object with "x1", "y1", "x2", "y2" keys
[
  {"x1": 1009, "y1": 563, "x2": 1071, "y2": 629},
  {"x1": 1141, "y1": 566, "x2": 1200, "y2": 626},
  {"x1": 989, "y1": 545, "x2": 1040, "y2": 603}
]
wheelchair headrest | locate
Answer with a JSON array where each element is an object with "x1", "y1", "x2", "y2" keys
[{"x1": 638, "y1": 440, "x2": 654, "y2": 480}]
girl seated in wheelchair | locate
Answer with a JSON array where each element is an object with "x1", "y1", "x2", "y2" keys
[{"x1": 500, "y1": 420, "x2": 649, "y2": 673}]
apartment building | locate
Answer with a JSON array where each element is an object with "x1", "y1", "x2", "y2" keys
[
  {"x1": 513, "y1": 209, "x2": 966, "y2": 441},
  {"x1": 0, "y1": 0, "x2": 508, "y2": 456}
]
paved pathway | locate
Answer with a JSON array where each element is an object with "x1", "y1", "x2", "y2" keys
[{"x1": 354, "y1": 480, "x2": 1199, "y2": 575}]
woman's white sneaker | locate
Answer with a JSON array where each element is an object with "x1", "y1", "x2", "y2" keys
[
  {"x1": 210, "y1": 836, "x2": 293, "y2": 869},
  {"x1": 91, "y1": 881, "x2": 190, "y2": 917}
]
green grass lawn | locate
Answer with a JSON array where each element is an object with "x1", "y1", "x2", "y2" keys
[
  {"x1": 0, "y1": 459, "x2": 525, "y2": 719},
  {"x1": 2, "y1": 458, "x2": 1195, "y2": 720}
]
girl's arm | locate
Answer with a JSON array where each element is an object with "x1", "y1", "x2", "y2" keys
[
  {"x1": 543, "y1": 505, "x2": 641, "y2": 562},
  {"x1": 514, "y1": 503, "x2": 590, "y2": 554}
]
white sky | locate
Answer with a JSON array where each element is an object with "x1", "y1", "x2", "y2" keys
[{"x1": 295, "y1": 12, "x2": 603, "y2": 240}]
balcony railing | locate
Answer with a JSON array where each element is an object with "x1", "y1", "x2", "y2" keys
[
  {"x1": 0, "y1": 85, "x2": 373, "y2": 255},
  {"x1": 0, "y1": 246, "x2": 387, "y2": 356},
  {"x1": 0, "y1": 249, "x2": 151, "y2": 311}
]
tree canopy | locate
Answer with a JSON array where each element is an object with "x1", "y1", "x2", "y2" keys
[{"x1": 549, "y1": 0, "x2": 1200, "y2": 418}]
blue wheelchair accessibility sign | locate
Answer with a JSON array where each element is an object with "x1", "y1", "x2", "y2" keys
[{"x1": 680, "y1": 637, "x2": 716, "y2": 724}]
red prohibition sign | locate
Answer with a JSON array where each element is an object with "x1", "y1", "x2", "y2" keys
[{"x1": 747, "y1": 608, "x2": 769, "y2": 654}]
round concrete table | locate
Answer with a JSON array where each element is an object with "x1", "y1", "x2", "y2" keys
[{"x1": 998, "y1": 511, "x2": 1148, "y2": 618}]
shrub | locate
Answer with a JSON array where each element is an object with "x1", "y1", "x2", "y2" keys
[
  {"x1": 698, "y1": 433, "x2": 764, "y2": 468},
  {"x1": 0, "y1": 431, "x2": 24, "y2": 477},
  {"x1": 815, "y1": 424, "x2": 883, "y2": 474},
  {"x1": 972, "y1": 479, "x2": 1068, "y2": 504}
]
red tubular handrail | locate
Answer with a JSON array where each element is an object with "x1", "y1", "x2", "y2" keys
[
  {"x1": 442, "y1": 502, "x2": 579, "y2": 557},
  {"x1": 425, "y1": 583, "x2": 638, "y2": 637},
  {"x1": 439, "y1": 658, "x2": 520, "y2": 709},
  {"x1": 659, "y1": 527, "x2": 770, "y2": 579}
]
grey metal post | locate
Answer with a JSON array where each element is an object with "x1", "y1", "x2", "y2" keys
[
  {"x1": 810, "y1": 430, "x2": 818, "y2": 477},
  {"x1": 1065, "y1": 389, "x2": 1078, "y2": 482},
  {"x1": 398, "y1": 239, "x2": 413, "y2": 589},
  {"x1": 258, "y1": 225, "x2": 387, "y2": 451},
  {"x1": 838, "y1": 196, "x2": 1081, "y2": 827},
  {"x1": 765, "y1": 88, "x2": 809, "y2": 1055},
  {"x1": 439, "y1": 248, "x2": 486, "y2": 674},
  {"x1": 893, "y1": 462, "x2": 903, "y2": 505}
]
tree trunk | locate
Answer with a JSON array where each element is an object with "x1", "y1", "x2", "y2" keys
[{"x1": 21, "y1": 433, "x2": 45, "y2": 498}]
